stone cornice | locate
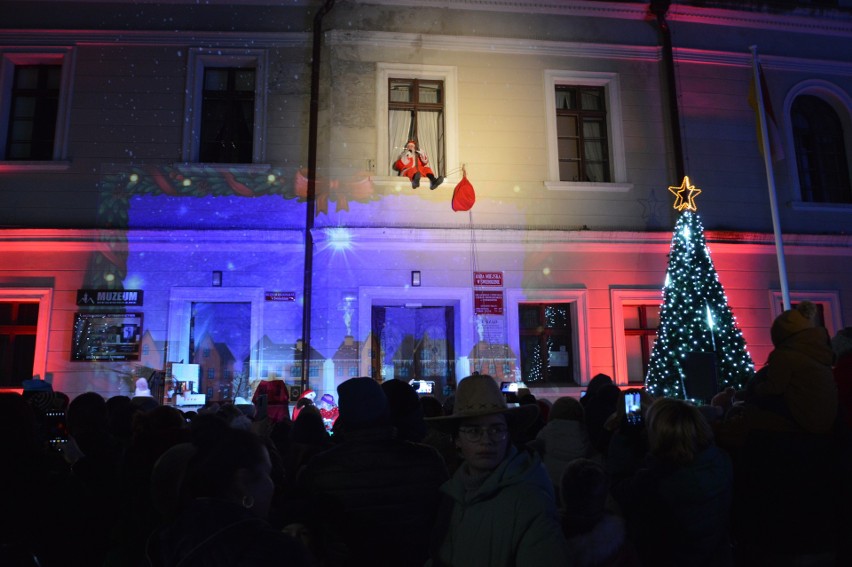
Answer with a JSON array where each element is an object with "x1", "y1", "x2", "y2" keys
[{"x1": 0, "y1": 29, "x2": 311, "y2": 48}]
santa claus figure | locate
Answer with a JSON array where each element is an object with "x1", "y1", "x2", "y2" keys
[
  {"x1": 318, "y1": 393, "x2": 340, "y2": 432},
  {"x1": 291, "y1": 389, "x2": 317, "y2": 421},
  {"x1": 393, "y1": 140, "x2": 444, "y2": 190}
]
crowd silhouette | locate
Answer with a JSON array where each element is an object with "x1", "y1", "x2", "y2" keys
[{"x1": 2, "y1": 306, "x2": 851, "y2": 566}]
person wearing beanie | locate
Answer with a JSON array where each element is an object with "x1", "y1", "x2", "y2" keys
[
  {"x1": 381, "y1": 378, "x2": 427, "y2": 442},
  {"x1": 752, "y1": 301, "x2": 838, "y2": 434},
  {"x1": 295, "y1": 377, "x2": 448, "y2": 567}
]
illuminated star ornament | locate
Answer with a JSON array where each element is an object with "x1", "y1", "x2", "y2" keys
[{"x1": 668, "y1": 176, "x2": 702, "y2": 211}]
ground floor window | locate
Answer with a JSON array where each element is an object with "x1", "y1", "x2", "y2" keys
[
  {"x1": 624, "y1": 304, "x2": 658, "y2": 384},
  {"x1": 0, "y1": 301, "x2": 38, "y2": 387},
  {"x1": 518, "y1": 303, "x2": 575, "y2": 384}
]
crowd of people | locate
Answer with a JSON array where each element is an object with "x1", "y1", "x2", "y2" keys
[{"x1": 2, "y1": 302, "x2": 851, "y2": 567}]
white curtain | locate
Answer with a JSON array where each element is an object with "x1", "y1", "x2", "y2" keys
[
  {"x1": 417, "y1": 110, "x2": 441, "y2": 174},
  {"x1": 583, "y1": 120, "x2": 605, "y2": 182},
  {"x1": 389, "y1": 110, "x2": 412, "y2": 175}
]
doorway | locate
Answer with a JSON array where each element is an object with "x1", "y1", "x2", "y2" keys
[
  {"x1": 371, "y1": 305, "x2": 455, "y2": 398},
  {"x1": 189, "y1": 301, "x2": 251, "y2": 401}
]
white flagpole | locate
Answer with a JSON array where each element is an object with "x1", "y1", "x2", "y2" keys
[{"x1": 750, "y1": 45, "x2": 791, "y2": 311}]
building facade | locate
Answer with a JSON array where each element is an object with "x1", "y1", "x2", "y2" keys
[{"x1": 1, "y1": 0, "x2": 851, "y2": 403}]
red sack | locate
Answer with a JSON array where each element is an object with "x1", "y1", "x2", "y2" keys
[{"x1": 452, "y1": 173, "x2": 475, "y2": 211}]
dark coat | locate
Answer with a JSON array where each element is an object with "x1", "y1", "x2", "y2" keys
[
  {"x1": 149, "y1": 498, "x2": 313, "y2": 567},
  {"x1": 614, "y1": 445, "x2": 733, "y2": 567},
  {"x1": 296, "y1": 426, "x2": 449, "y2": 567}
]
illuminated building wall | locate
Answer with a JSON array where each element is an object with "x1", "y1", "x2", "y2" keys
[{"x1": 1, "y1": 1, "x2": 851, "y2": 403}]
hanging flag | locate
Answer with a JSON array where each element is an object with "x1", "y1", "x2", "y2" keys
[
  {"x1": 747, "y1": 60, "x2": 785, "y2": 163},
  {"x1": 452, "y1": 168, "x2": 475, "y2": 211}
]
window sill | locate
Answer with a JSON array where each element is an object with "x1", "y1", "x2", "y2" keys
[
  {"x1": 371, "y1": 175, "x2": 461, "y2": 189},
  {"x1": 545, "y1": 181, "x2": 632, "y2": 192},
  {"x1": 788, "y1": 200, "x2": 852, "y2": 213},
  {"x1": 0, "y1": 160, "x2": 72, "y2": 173}
]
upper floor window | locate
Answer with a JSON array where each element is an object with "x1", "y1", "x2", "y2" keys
[
  {"x1": 555, "y1": 85, "x2": 609, "y2": 183},
  {"x1": 792, "y1": 94, "x2": 852, "y2": 204},
  {"x1": 200, "y1": 67, "x2": 256, "y2": 164},
  {"x1": 388, "y1": 78, "x2": 445, "y2": 176},
  {"x1": 376, "y1": 64, "x2": 458, "y2": 179},
  {"x1": 183, "y1": 49, "x2": 267, "y2": 164},
  {"x1": 6, "y1": 65, "x2": 61, "y2": 160},
  {"x1": 544, "y1": 71, "x2": 629, "y2": 192},
  {"x1": 0, "y1": 50, "x2": 73, "y2": 165}
]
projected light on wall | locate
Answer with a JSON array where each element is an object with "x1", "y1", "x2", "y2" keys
[{"x1": 326, "y1": 227, "x2": 353, "y2": 252}]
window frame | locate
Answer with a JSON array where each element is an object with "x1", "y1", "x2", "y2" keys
[
  {"x1": 517, "y1": 302, "x2": 577, "y2": 384},
  {"x1": 182, "y1": 48, "x2": 268, "y2": 164},
  {"x1": 611, "y1": 289, "x2": 662, "y2": 386},
  {"x1": 0, "y1": 49, "x2": 74, "y2": 169},
  {"x1": 0, "y1": 288, "x2": 53, "y2": 384},
  {"x1": 376, "y1": 63, "x2": 458, "y2": 180},
  {"x1": 784, "y1": 80, "x2": 852, "y2": 212},
  {"x1": 544, "y1": 70, "x2": 630, "y2": 192},
  {"x1": 506, "y1": 288, "x2": 590, "y2": 385}
]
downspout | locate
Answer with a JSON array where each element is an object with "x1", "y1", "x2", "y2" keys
[
  {"x1": 301, "y1": 0, "x2": 336, "y2": 393},
  {"x1": 650, "y1": 0, "x2": 685, "y2": 181}
]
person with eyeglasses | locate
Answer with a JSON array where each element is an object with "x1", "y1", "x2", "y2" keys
[{"x1": 425, "y1": 374, "x2": 569, "y2": 566}]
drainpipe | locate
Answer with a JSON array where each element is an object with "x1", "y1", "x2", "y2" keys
[
  {"x1": 301, "y1": 0, "x2": 336, "y2": 393},
  {"x1": 650, "y1": 0, "x2": 685, "y2": 181}
]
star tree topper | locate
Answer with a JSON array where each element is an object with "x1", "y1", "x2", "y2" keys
[{"x1": 668, "y1": 176, "x2": 702, "y2": 211}]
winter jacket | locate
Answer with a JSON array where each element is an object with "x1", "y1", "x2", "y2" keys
[
  {"x1": 428, "y1": 446, "x2": 569, "y2": 567},
  {"x1": 148, "y1": 498, "x2": 313, "y2": 567},
  {"x1": 614, "y1": 445, "x2": 733, "y2": 567},
  {"x1": 529, "y1": 419, "x2": 593, "y2": 489},
  {"x1": 296, "y1": 426, "x2": 449, "y2": 567},
  {"x1": 756, "y1": 325, "x2": 837, "y2": 434}
]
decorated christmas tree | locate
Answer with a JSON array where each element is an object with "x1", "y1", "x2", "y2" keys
[{"x1": 645, "y1": 177, "x2": 754, "y2": 399}]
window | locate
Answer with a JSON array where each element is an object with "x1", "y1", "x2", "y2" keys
[
  {"x1": 611, "y1": 289, "x2": 661, "y2": 386},
  {"x1": 555, "y1": 85, "x2": 609, "y2": 182},
  {"x1": 792, "y1": 95, "x2": 852, "y2": 204},
  {"x1": 200, "y1": 67, "x2": 256, "y2": 164},
  {"x1": 623, "y1": 305, "x2": 659, "y2": 384},
  {"x1": 0, "y1": 50, "x2": 73, "y2": 165},
  {"x1": 518, "y1": 303, "x2": 575, "y2": 384},
  {"x1": 376, "y1": 64, "x2": 458, "y2": 179},
  {"x1": 203, "y1": 347, "x2": 211, "y2": 358},
  {"x1": 544, "y1": 70, "x2": 629, "y2": 191},
  {"x1": 0, "y1": 302, "x2": 38, "y2": 387},
  {"x1": 388, "y1": 78, "x2": 445, "y2": 175},
  {"x1": 183, "y1": 49, "x2": 267, "y2": 164},
  {"x1": 207, "y1": 368, "x2": 215, "y2": 380},
  {"x1": 5, "y1": 65, "x2": 60, "y2": 160}
]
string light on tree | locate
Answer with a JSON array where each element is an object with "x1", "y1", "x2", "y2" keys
[{"x1": 645, "y1": 177, "x2": 754, "y2": 399}]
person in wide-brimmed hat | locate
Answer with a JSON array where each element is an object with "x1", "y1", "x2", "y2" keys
[{"x1": 426, "y1": 374, "x2": 569, "y2": 566}]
